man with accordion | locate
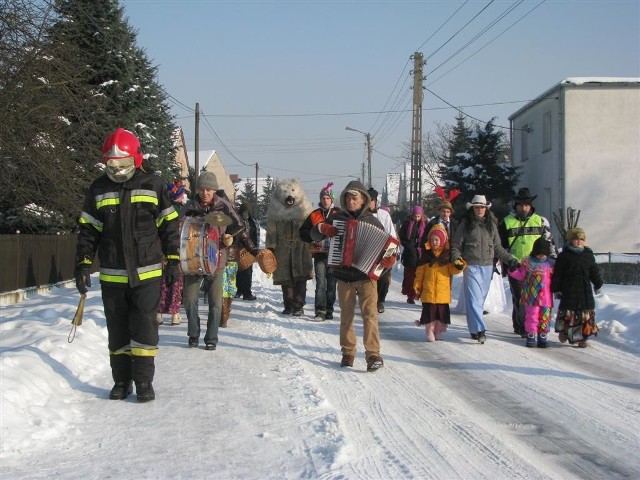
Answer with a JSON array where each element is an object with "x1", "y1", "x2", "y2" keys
[{"x1": 313, "y1": 180, "x2": 397, "y2": 372}]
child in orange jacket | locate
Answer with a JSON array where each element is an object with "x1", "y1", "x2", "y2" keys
[{"x1": 413, "y1": 224, "x2": 465, "y2": 341}]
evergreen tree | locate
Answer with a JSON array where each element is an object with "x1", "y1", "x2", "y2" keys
[
  {"x1": 0, "y1": 0, "x2": 99, "y2": 232},
  {"x1": 439, "y1": 118, "x2": 519, "y2": 219},
  {"x1": 48, "y1": 0, "x2": 177, "y2": 178},
  {"x1": 236, "y1": 180, "x2": 258, "y2": 210},
  {"x1": 257, "y1": 176, "x2": 275, "y2": 222}
]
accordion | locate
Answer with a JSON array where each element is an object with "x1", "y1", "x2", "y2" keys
[{"x1": 327, "y1": 218, "x2": 399, "y2": 280}]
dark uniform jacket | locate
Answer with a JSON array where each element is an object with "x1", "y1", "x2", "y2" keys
[{"x1": 76, "y1": 170, "x2": 180, "y2": 287}]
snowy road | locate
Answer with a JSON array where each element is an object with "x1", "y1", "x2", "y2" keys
[{"x1": 1, "y1": 269, "x2": 639, "y2": 479}]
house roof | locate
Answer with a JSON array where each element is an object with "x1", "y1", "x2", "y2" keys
[{"x1": 509, "y1": 77, "x2": 640, "y2": 120}]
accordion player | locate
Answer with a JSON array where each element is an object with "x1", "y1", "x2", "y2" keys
[{"x1": 327, "y1": 218, "x2": 399, "y2": 280}]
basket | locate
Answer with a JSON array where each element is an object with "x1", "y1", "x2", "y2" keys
[
  {"x1": 256, "y1": 249, "x2": 277, "y2": 274},
  {"x1": 238, "y1": 248, "x2": 257, "y2": 271}
]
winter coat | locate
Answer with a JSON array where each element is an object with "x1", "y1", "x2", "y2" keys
[
  {"x1": 450, "y1": 216, "x2": 515, "y2": 267},
  {"x1": 76, "y1": 169, "x2": 180, "y2": 287},
  {"x1": 398, "y1": 217, "x2": 427, "y2": 267},
  {"x1": 266, "y1": 216, "x2": 313, "y2": 286},
  {"x1": 326, "y1": 180, "x2": 385, "y2": 283},
  {"x1": 299, "y1": 204, "x2": 341, "y2": 259},
  {"x1": 551, "y1": 246, "x2": 603, "y2": 311},
  {"x1": 413, "y1": 249, "x2": 463, "y2": 304},
  {"x1": 508, "y1": 256, "x2": 555, "y2": 307}
]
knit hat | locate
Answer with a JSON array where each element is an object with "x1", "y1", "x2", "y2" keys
[
  {"x1": 367, "y1": 187, "x2": 379, "y2": 201},
  {"x1": 466, "y1": 194, "x2": 492, "y2": 209},
  {"x1": 167, "y1": 181, "x2": 185, "y2": 201},
  {"x1": 428, "y1": 224, "x2": 448, "y2": 247},
  {"x1": 566, "y1": 227, "x2": 586, "y2": 242},
  {"x1": 438, "y1": 200, "x2": 453, "y2": 211},
  {"x1": 319, "y1": 182, "x2": 334, "y2": 200},
  {"x1": 412, "y1": 205, "x2": 423, "y2": 216},
  {"x1": 531, "y1": 237, "x2": 552, "y2": 256},
  {"x1": 196, "y1": 171, "x2": 218, "y2": 190}
]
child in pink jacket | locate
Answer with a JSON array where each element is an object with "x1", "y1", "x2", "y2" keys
[{"x1": 507, "y1": 238, "x2": 555, "y2": 348}]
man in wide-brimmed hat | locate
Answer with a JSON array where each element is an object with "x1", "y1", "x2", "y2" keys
[{"x1": 498, "y1": 188, "x2": 556, "y2": 337}]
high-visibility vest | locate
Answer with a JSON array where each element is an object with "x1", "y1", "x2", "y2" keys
[{"x1": 503, "y1": 214, "x2": 545, "y2": 261}]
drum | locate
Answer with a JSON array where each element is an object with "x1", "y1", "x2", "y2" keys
[{"x1": 178, "y1": 216, "x2": 220, "y2": 275}]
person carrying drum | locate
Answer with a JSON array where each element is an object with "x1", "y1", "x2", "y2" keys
[
  {"x1": 75, "y1": 128, "x2": 180, "y2": 403},
  {"x1": 180, "y1": 172, "x2": 256, "y2": 351}
]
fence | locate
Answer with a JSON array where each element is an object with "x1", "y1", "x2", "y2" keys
[
  {"x1": 0, "y1": 234, "x2": 84, "y2": 294},
  {"x1": 594, "y1": 253, "x2": 640, "y2": 285}
]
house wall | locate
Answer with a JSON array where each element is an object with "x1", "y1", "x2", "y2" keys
[
  {"x1": 510, "y1": 90, "x2": 562, "y2": 243},
  {"x1": 511, "y1": 82, "x2": 640, "y2": 254},
  {"x1": 563, "y1": 85, "x2": 640, "y2": 253}
]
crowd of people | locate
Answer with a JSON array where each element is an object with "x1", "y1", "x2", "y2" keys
[{"x1": 75, "y1": 128, "x2": 603, "y2": 402}]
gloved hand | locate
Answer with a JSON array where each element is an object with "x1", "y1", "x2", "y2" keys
[
  {"x1": 317, "y1": 223, "x2": 339, "y2": 237},
  {"x1": 75, "y1": 260, "x2": 92, "y2": 294},
  {"x1": 223, "y1": 233, "x2": 233, "y2": 247},
  {"x1": 381, "y1": 255, "x2": 396, "y2": 269},
  {"x1": 166, "y1": 260, "x2": 180, "y2": 286},
  {"x1": 507, "y1": 258, "x2": 520, "y2": 272},
  {"x1": 453, "y1": 258, "x2": 465, "y2": 271},
  {"x1": 554, "y1": 292, "x2": 562, "y2": 299}
]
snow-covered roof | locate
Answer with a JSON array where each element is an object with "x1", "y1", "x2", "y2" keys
[{"x1": 509, "y1": 77, "x2": 640, "y2": 120}]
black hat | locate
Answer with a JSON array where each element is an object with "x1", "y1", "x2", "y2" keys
[
  {"x1": 514, "y1": 188, "x2": 537, "y2": 205},
  {"x1": 531, "y1": 237, "x2": 551, "y2": 257},
  {"x1": 367, "y1": 187, "x2": 378, "y2": 201}
]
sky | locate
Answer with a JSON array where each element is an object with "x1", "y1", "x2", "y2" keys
[
  {"x1": 119, "y1": 0, "x2": 640, "y2": 197},
  {"x1": 1, "y1": 257, "x2": 639, "y2": 478}
]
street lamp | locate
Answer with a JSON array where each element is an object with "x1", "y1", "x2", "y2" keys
[{"x1": 345, "y1": 126, "x2": 372, "y2": 188}]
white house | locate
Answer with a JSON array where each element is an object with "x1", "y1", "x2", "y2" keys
[
  {"x1": 509, "y1": 77, "x2": 640, "y2": 254},
  {"x1": 187, "y1": 150, "x2": 236, "y2": 202}
]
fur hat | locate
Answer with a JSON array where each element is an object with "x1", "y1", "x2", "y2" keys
[
  {"x1": 428, "y1": 224, "x2": 448, "y2": 247},
  {"x1": 531, "y1": 237, "x2": 552, "y2": 256},
  {"x1": 412, "y1": 205, "x2": 423, "y2": 216},
  {"x1": 566, "y1": 227, "x2": 586, "y2": 242},
  {"x1": 466, "y1": 194, "x2": 492, "y2": 209},
  {"x1": 196, "y1": 171, "x2": 218, "y2": 190},
  {"x1": 320, "y1": 182, "x2": 334, "y2": 200},
  {"x1": 513, "y1": 188, "x2": 537, "y2": 205},
  {"x1": 367, "y1": 187, "x2": 379, "y2": 201},
  {"x1": 438, "y1": 200, "x2": 453, "y2": 211}
]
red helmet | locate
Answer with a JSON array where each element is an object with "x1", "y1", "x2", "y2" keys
[{"x1": 101, "y1": 128, "x2": 143, "y2": 168}]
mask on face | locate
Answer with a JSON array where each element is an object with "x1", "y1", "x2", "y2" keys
[{"x1": 105, "y1": 157, "x2": 136, "y2": 183}]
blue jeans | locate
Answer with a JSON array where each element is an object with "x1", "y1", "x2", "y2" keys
[
  {"x1": 463, "y1": 265, "x2": 492, "y2": 334},
  {"x1": 183, "y1": 272, "x2": 223, "y2": 345},
  {"x1": 314, "y1": 257, "x2": 336, "y2": 315}
]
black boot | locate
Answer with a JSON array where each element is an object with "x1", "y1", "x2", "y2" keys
[
  {"x1": 136, "y1": 382, "x2": 155, "y2": 402},
  {"x1": 109, "y1": 381, "x2": 133, "y2": 400}
]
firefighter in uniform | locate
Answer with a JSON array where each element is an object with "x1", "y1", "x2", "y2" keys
[{"x1": 75, "y1": 128, "x2": 180, "y2": 402}]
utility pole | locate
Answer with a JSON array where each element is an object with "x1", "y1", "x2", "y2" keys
[
  {"x1": 194, "y1": 102, "x2": 200, "y2": 176},
  {"x1": 365, "y1": 132, "x2": 372, "y2": 188},
  {"x1": 345, "y1": 126, "x2": 372, "y2": 188},
  {"x1": 409, "y1": 52, "x2": 425, "y2": 207},
  {"x1": 255, "y1": 162, "x2": 259, "y2": 203}
]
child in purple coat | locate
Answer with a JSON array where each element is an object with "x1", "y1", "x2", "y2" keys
[{"x1": 508, "y1": 238, "x2": 555, "y2": 347}]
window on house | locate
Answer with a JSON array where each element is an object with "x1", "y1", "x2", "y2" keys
[
  {"x1": 521, "y1": 124, "x2": 529, "y2": 161},
  {"x1": 543, "y1": 111, "x2": 552, "y2": 152}
]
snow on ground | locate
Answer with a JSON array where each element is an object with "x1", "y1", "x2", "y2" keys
[{"x1": 1, "y1": 266, "x2": 639, "y2": 479}]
